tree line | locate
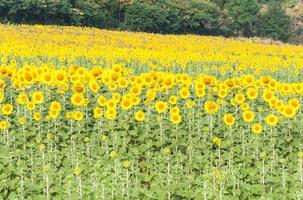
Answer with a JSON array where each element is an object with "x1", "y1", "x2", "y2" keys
[{"x1": 0, "y1": 0, "x2": 302, "y2": 43}]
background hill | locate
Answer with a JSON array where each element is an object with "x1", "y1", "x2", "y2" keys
[{"x1": 0, "y1": 0, "x2": 302, "y2": 44}]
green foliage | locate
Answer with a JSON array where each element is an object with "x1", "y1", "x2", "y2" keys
[
  {"x1": 70, "y1": 0, "x2": 107, "y2": 27},
  {"x1": 257, "y1": 1, "x2": 291, "y2": 41},
  {"x1": 125, "y1": 0, "x2": 220, "y2": 34},
  {"x1": 174, "y1": 0, "x2": 221, "y2": 34},
  {"x1": 125, "y1": 0, "x2": 180, "y2": 33},
  {"x1": 0, "y1": 0, "x2": 301, "y2": 43},
  {"x1": 4, "y1": 0, "x2": 72, "y2": 24},
  {"x1": 0, "y1": 0, "x2": 110, "y2": 27},
  {"x1": 224, "y1": 0, "x2": 260, "y2": 36}
]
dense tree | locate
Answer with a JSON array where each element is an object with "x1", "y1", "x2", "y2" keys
[
  {"x1": 174, "y1": 0, "x2": 221, "y2": 34},
  {"x1": 125, "y1": 0, "x2": 180, "y2": 33},
  {"x1": 70, "y1": 0, "x2": 107, "y2": 27},
  {"x1": 224, "y1": 0, "x2": 260, "y2": 36},
  {"x1": 257, "y1": 1, "x2": 291, "y2": 41},
  {"x1": 3, "y1": 0, "x2": 72, "y2": 24},
  {"x1": 0, "y1": 0, "x2": 301, "y2": 43}
]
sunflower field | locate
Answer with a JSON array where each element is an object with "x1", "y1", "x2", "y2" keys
[{"x1": 0, "y1": 24, "x2": 303, "y2": 199}]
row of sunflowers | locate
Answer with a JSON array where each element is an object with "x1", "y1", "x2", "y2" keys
[{"x1": 0, "y1": 24, "x2": 302, "y2": 199}]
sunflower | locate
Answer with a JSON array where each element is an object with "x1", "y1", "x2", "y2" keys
[
  {"x1": 265, "y1": 114, "x2": 279, "y2": 126},
  {"x1": 143, "y1": 74, "x2": 153, "y2": 86},
  {"x1": 121, "y1": 97, "x2": 132, "y2": 110},
  {"x1": 240, "y1": 103, "x2": 249, "y2": 111},
  {"x1": 283, "y1": 105, "x2": 296, "y2": 118},
  {"x1": 204, "y1": 101, "x2": 219, "y2": 115},
  {"x1": 33, "y1": 112, "x2": 42, "y2": 121},
  {"x1": 246, "y1": 87, "x2": 258, "y2": 100},
  {"x1": 294, "y1": 83, "x2": 303, "y2": 94},
  {"x1": 262, "y1": 89, "x2": 274, "y2": 102},
  {"x1": 146, "y1": 90, "x2": 157, "y2": 102},
  {"x1": 57, "y1": 83, "x2": 69, "y2": 94},
  {"x1": 18, "y1": 117, "x2": 26, "y2": 125},
  {"x1": 0, "y1": 92, "x2": 3, "y2": 104},
  {"x1": 48, "y1": 110, "x2": 59, "y2": 119},
  {"x1": 1, "y1": 103, "x2": 13, "y2": 115},
  {"x1": 72, "y1": 82, "x2": 85, "y2": 93},
  {"x1": 242, "y1": 110, "x2": 255, "y2": 123},
  {"x1": 135, "y1": 111, "x2": 145, "y2": 122},
  {"x1": 170, "y1": 106, "x2": 180, "y2": 114},
  {"x1": 0, "y1": 120, "x2": 10, "y2": 130},
  {"x1": 97, "y1": 95, "x2": 107, "y2": 107},
  {"x1": 106, "y1": 99, "x2": 117, "y2": 109},
  {"x1": 130, "y1": 85, "x2": 142, "y2": 96},
  {"x1": 93, "y1": 107, "x2": 103, "y2": 119},
  {"x1": 71, "y1": 93, "x2": 85, "y2": 107},
  {"x1": 155, "y1": 101, "x2": 168, "y2": 113},
  {"x1": 16, "y1": 92, "x2": 29, "y2": 105},
  {"x1": 32, "y1": 91, "x2": 44, "y2": 104},
  {"x1": 131, "y1": 96, "x2": 140, "y2": 106},
  {"x1": 252, "y1": 123, "x2": 262, "y2": 135},
  {"x1": 110, "y1": 151, "x2": 118, "y2": 159},
  {"x1": 108, "y1": 83, "x2": 117, "y2": 92},
  {"x1": 170, "y1": 113, "x2": 182, "y2": 125},
  {"x1": 243, "y1": 75, "x2": 255, "y2": 86},
  {"x1": 64, "y1": 111, "x2": 72, "y2": 119},
  {"x1": 179, "y1": 87, "x2": 190, "y2": 99},
  {"x1": 89, "y1": 80, "x2": 100, "y2": 93},
  {"x1": 123, "y1": 160, "x2": 131, "y2": 169},
  {"x1": 168, "y1": 95, "x2": 178, "y2": 105},
  {"x1": 105, "y1": 108, "x2": 117, "y2": 120},
  {"x1": 275, "y1": 100, "x2": 284, "y2": 110},
  {"x1": 218, "y1": 89, "x2": 227, "y2": 99},
  {"x1": 163, "y1": 77, "x2": 174, "y2": 88},
  {"x1": 41, "y1": 72, "x2": 52, "y2": 85},
  {"x1": 213, "y1": 137, "x2": 221, "y2": 147},
  {"x1": 230, "y1": 99, "x2": 237, "y2": 106},
  {"x1": 73, "y1": 111, "x2": 84, "y2": 121},
  {"x1": 223, "y1": 114, "x2": 235, "y2": 126},
  {"x1": 55, "y1": 70, "x2": 67, "y2": 84},
  {"x1": 26, "y1": 101, "x2": 36, "y2": 111},
  {"x1": 112, "y1": 93, "x2": 121, "y2": 103},
  {"x1": 50, "y1": 101, "x2": 62, "y2": 112},
  {"x1": 288, "y1": 98, "x2": 301, "y2": 110},
  {"x1": 74, "y1": 168, "x2": 81, "y2": 176},
  {"x1": 235, "y1": 93, "x2": 246, "y2": 104},
  {"x1": 268, "y1": 79, "x2": 277, "y2": 90},
  {"x1": 195, "y1": 88, "x2": 205, "y2": 98},
  {"x1": 269, "y1": 98, "x2": 277, "y2": 109},
  {"x1": 0, "y1": 80, "x2": 5, "y2": 90},
  {"x1": 118, "y1": 78, "x2": 128, "y2": 89},
  {"x1": 260, "y1": 76, "x2": 271, "y2": 85},
  {"x1": 185, "y1": 100, "x2": 196, "y2": 109}
]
